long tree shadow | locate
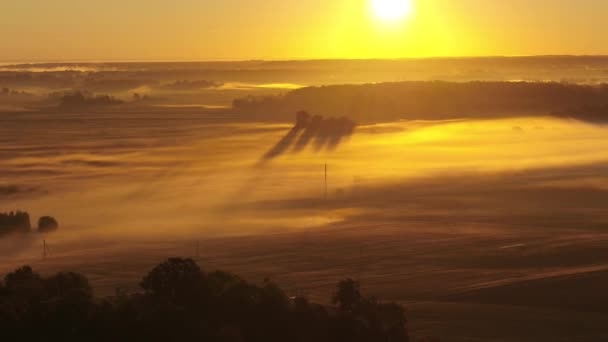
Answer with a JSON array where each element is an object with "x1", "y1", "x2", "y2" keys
[
  {"x1": 293, "y1": 115, "x2": 323, "y2": 152},
  {"x1": 262, "y1": 127, "x2": 303, "y2": 160},
  {"x1": 261, "y1": 111, "x2": 357, "y2": 162},
  {"x1": 315, "y1": 117, "x2": 357, "y2": 151}
]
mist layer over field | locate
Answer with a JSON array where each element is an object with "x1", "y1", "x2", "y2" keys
[
  {"x1": 3, "y1": 111, "x2": 608, "y2": 263},
  {"x1": 2, "y1": 113, "x2": 607, "y2": 240},
  {"x1": 3, "y1": 60, "x2": 608, "y2": 340}
]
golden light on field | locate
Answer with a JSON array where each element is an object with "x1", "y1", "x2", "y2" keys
[{"x1": 370, "y1": 0, "x2": 414, "y2": 22}]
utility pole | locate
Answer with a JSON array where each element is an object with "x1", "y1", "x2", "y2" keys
[
  {"x1": 42, "y1": 240, "x2": 48, "y2": 260},
  {"x1": 324, "y1": 163, "x2": 328, "y2": 200}
]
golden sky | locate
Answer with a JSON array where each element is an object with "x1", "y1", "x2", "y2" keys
[{"x1": 2, "y1": 0, "x2": 607, "y2": 61}]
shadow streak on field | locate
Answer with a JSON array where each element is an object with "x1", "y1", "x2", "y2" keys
[
  {"x1": 249, "y1": 161, "x2": 608, "y2": 235},
  {"x1": 261, "y1": 112, "x2": 356, "y2": 161},
  {"x1": 263, "y1": 127, "x2": 301, "y2": 160},
  {"x1": 218, "y1": 160, "x2": 608, "y2": 339},
  {"x1": 3, "y1": 110, "x2": 608, "y2": 341}
]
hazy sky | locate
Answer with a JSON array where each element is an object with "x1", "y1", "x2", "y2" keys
[{"x1": 2, "y1": 0, "x2": 608, "y2": 62}]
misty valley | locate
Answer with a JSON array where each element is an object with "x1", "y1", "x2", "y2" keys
[{"x1": 2, "y1": 58, "x2": 608, "y2": 341}]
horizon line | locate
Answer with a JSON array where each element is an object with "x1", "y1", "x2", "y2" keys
[{"x1": 3, "y1": 54, "x2": 608, "y2": 66}]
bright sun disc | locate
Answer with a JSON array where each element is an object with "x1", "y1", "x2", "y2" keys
[{"x1": 371, "y1": 0, "x2": 413, "y2": 22}]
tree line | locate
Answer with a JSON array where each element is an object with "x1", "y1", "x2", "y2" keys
[
  {"x1": 0, "y1": 258, "x2": 413, "y2": 342},
  {"x1": 232, "y1": 81, "x2": 608, "y2": 123},
  {"x1": 0, "y1": 211, "x2": 58, "y2": 236}
]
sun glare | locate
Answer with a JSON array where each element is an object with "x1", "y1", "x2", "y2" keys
[{"x1": 371, "y1": 0, "x2": 413, "y2": 22}]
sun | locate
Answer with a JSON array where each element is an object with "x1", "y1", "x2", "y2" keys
[{"x1": 371, "y1": 0, "x2": 413, "y2": 22}]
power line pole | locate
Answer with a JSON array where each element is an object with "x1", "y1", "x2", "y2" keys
[
  {"x1": 42, "y1": 240, "x2": 48, "y2": 260},
  {"x1": 324, "y1": 163, "x2": 328, "y2": 200}
]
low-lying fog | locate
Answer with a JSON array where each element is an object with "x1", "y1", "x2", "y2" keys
[
  {"x1": 3, "y1": 113, "x2": 608, "y2": 250},
  {"x1": 3, "y1": 58, "x2": 608, "y2": 341},
  {"x1": 5, "y1": 109, "x2": 608, "y2": 342}
]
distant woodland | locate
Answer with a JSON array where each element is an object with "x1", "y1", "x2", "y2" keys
[
  {"x1": 57, "y1": 91, "x2": 123, "y2": 108},
  {"x1": 3, "y1": 60, "x2": 608, "y2": 123},
  {"x1": 233, "y1": 81, "x2": 608, "y2": 123}
]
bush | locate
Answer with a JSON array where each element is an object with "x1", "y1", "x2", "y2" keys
[{"x1": 38, "y1": 216, "x2": 59, "y2": 233}]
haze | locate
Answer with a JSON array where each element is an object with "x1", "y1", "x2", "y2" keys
[
  {"x1": 3, "y1": 0, "x2": 608, "y2": 61},
  {"x1": 2, "y1": 2, "x2": 608, "y2": 342}
]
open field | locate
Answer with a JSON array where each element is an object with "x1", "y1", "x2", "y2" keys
[
  {"x1": 5, "y1": 0, "x2": 608, "y2": 339},
  {"x1": 3, "y1": 109, "x2": 608, "y2": 340}
]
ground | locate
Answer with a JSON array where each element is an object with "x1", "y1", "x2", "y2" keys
[{"x1": 2, "y1": 109, "x2": 608, "y2": 341}]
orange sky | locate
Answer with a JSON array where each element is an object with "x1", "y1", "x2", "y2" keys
[{"x1": 2, "y1": 0, "x2": 608, "y2": 62}]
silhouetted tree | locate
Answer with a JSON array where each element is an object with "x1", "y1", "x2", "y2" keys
[
  {"x1": 333, "y1": 278, "x2": 362, "y2": 312},
  {"x1": 161, "y1": 80, "x2": 220, "y2": 90},
  {"x1": 4, "y1": 266, "x2": 43, "y2": 298},
  {"x1": 38, "y1": 216, "x2": 59, "y2": 233},
  {"x1": 0, "y1": 259, "x2": 410, "y2": 342},
  {"x1": 45, "y1": 272, "x2": 92, "y2": 299},
  {"x1": 140, "y1": 257, "x2": 208, "y2": 304},
  {"x1": 295, "y1": 110, "x2": 311, "y2": 128},
  {"x1": 0, "y1": 211, "x2": 31, "y2": 235},
  {"x1": 59, "y1": 91, "x2": 123, "y2": 108}
]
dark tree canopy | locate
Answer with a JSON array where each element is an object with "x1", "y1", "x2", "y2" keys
[
  {"x1": 0, "y1": 211, "x2": 31, "y2": 236},
  {"x1": 59, "y1": 91, "x2": 123, "y2": 108},
  {"x1": 38, "y1": 216, "x2": 59, "y2": 233},
  {"x1": 0, "y1": 211, "x2": 60, "y2": 237},
  {"x1": 333, "y1": 278, "x2": 362, "y2": 312},
  {"x1": 0, "y1": 258, "x2": 410, "y2": 342},
  {"x1": 4, "y1": 265, "x2": 42, "y2": 296},
  {"x1": 232, "y1": 81, "x2": 608, "y2": 124},
  {"x1": 140, "y1": 257, "x2": 205, "y2": 299}
]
